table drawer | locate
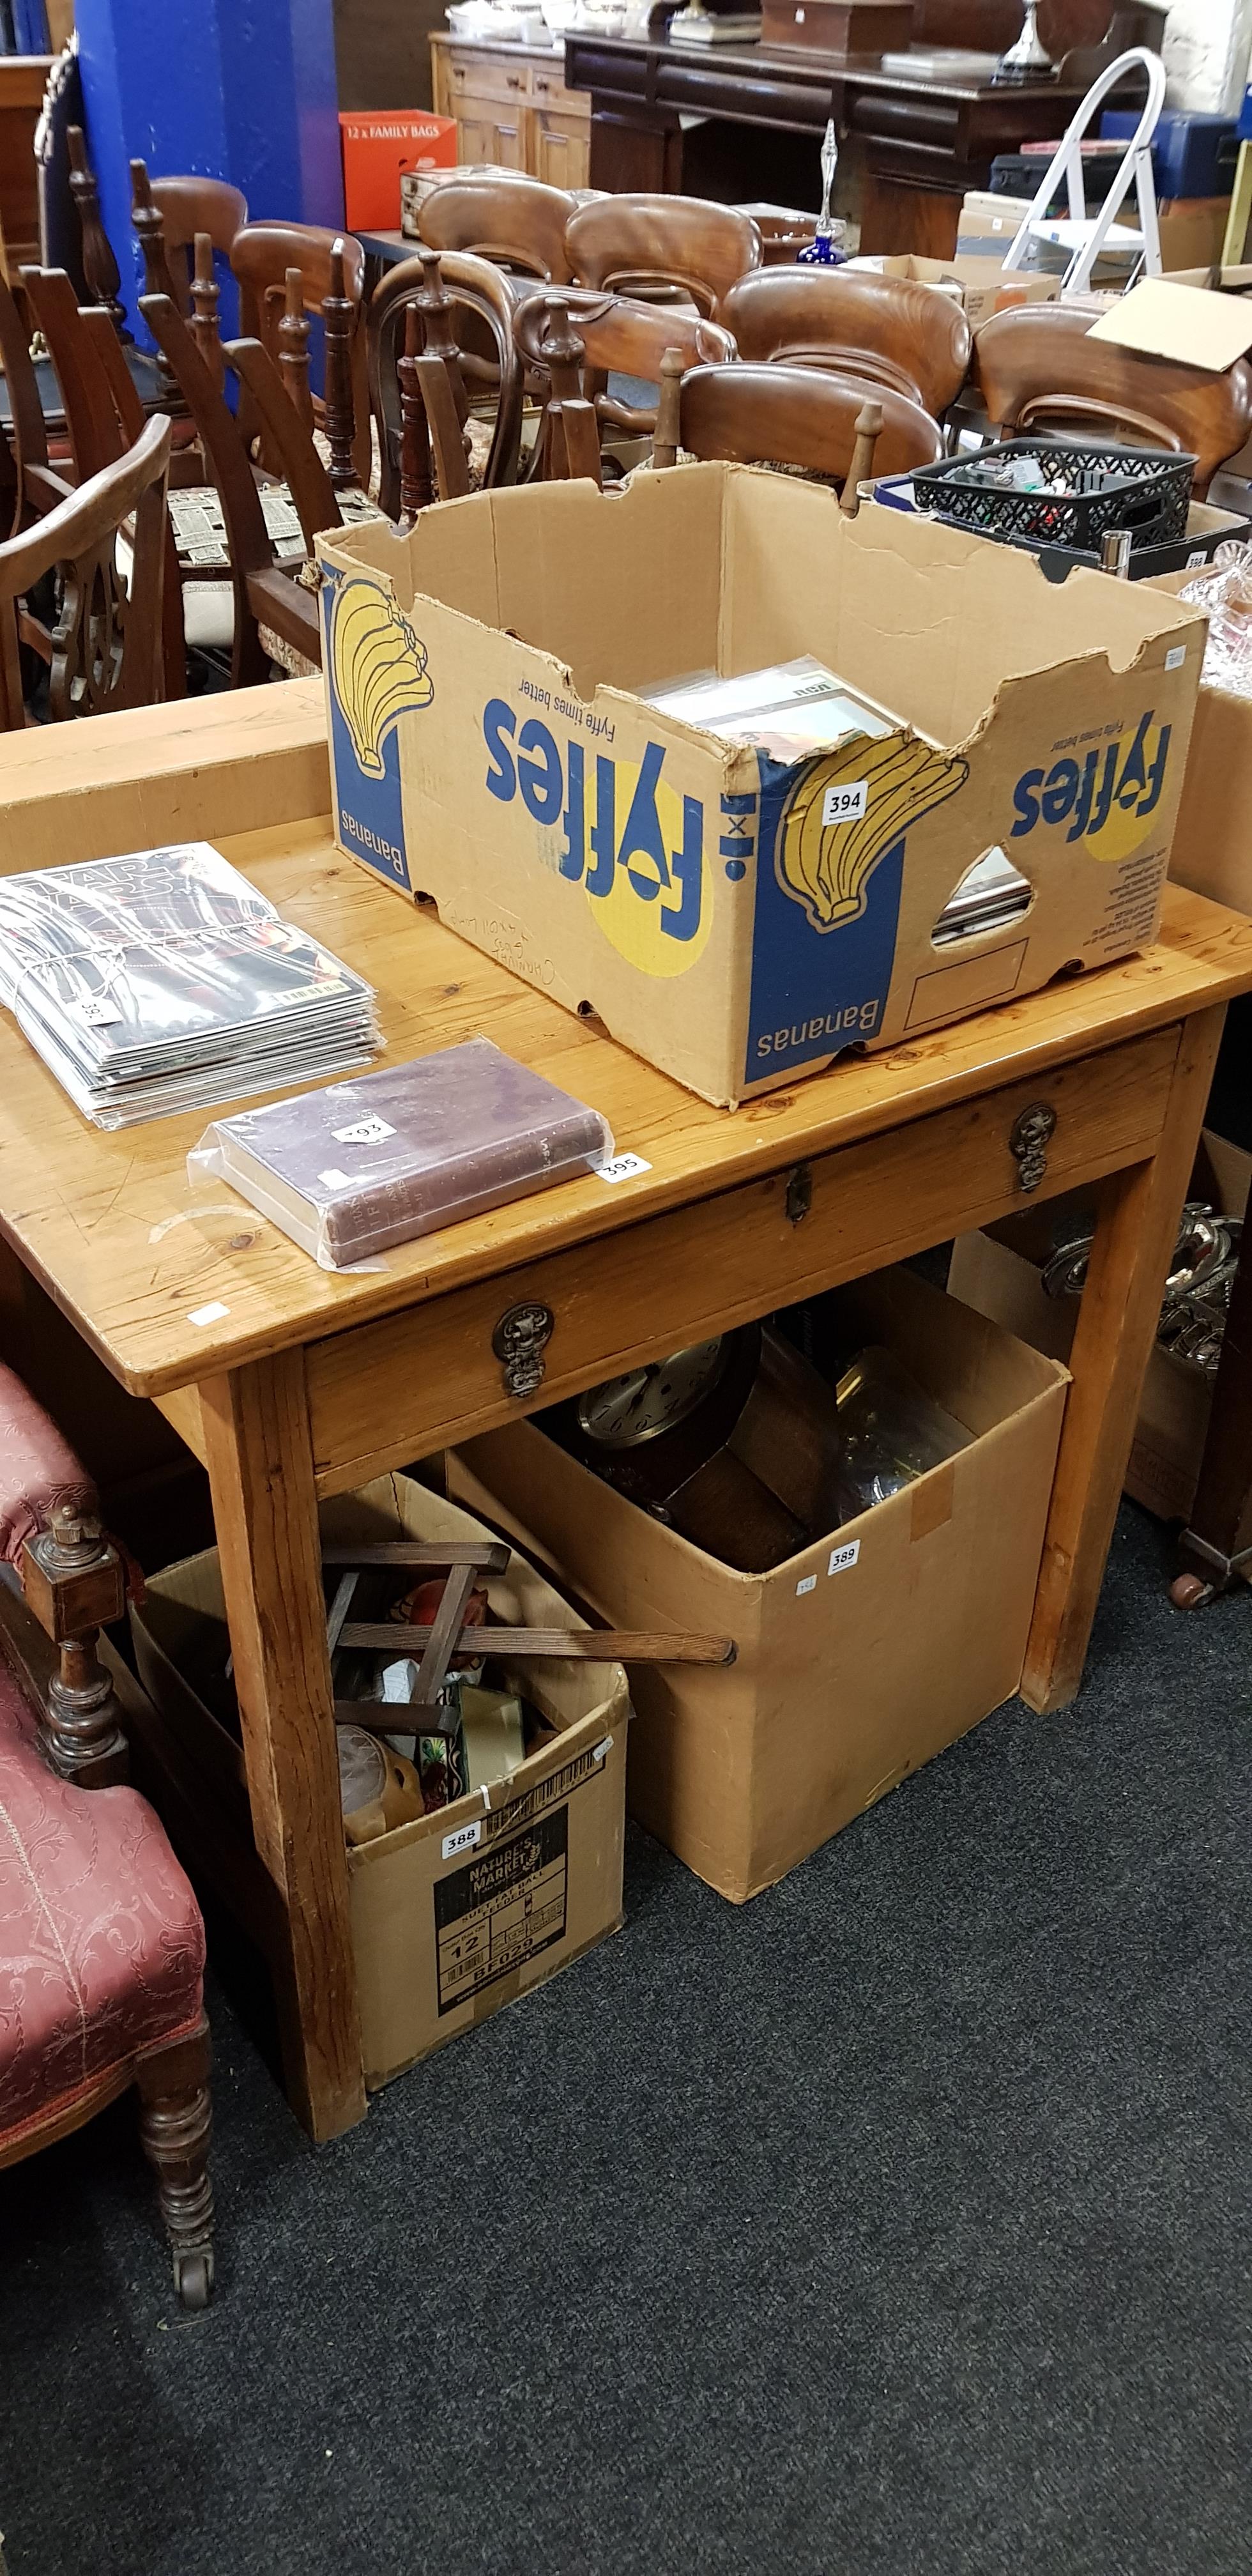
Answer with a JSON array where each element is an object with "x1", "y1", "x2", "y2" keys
[
  {"x1": 530, "y1": 64, "x2": 584, "y2": 109},
  {"x1": 447, "y1": 51, "x2": 532, "y2": 102},
  {"x1": 304, "y1": 1025, "x2": 1180, "y2": 1493}
]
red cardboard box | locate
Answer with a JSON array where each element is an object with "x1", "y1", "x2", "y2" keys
[{"x1": 339, "y1": 112, "x2": 457, "y2": 232}]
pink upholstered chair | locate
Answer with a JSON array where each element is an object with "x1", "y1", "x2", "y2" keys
[{"x1": 0, "y1": 1364, "x2": 215, "y2": 2308}]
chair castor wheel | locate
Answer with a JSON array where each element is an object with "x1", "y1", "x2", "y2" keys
[
  {"x1": 174, "y1": 2250, "x2": 214, "y2": 2310},
  {"x1": 1170, "y1": 1572, "x2": 1216, "y2": 1613}
]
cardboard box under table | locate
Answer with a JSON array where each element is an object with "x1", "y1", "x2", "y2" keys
[
  {"x1": 948, "y1": 1133, "x2": 1251, "y2": 1531},
  {"x1": 319, "y1": 468, "x2": 1205, "y2": 1110},
  {"x1": 130, "y1": 1476, "x2": 629, "y2": 2089},
  {"x1": 450, "y1": 1267, "x2": 1069, "y2": 1904},
  {"x1": 1154, "y1": 567, "x2": 1252, "y2": 926}
]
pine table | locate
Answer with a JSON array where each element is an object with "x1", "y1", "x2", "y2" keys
[{"x1": 1, "y1": 684, "x2": 1249, "y2": 2140}]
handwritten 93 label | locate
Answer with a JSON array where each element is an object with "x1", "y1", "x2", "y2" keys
[
  {"x1": 332, "y1": 1114, "x2": 395, "y2": 1146},
  {"x1": 821, "y1": 781, "x2": 868, "y2": 829}
]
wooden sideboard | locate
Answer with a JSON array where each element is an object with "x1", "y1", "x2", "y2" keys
[
  {"x1": 430, "y1": 35, "x2": 592, "y2": 187},
  {"x1": 561, "y1": 16, "x2": 1164, "y2": 255},
  {"x1": 0, "y1": 56, "x2": 52, "y2": 283}
]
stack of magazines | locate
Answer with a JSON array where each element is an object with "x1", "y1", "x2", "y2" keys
[
  {"x1": 639, "y1": 657, "x2": 896, "y2": 760},
  {"x1": 0, "y1": 842, "x2": 380, "y2": 1128}
]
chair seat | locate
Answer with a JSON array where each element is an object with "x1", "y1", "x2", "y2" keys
[
  {"x1": 0, "y1": 1362, "x2": 95, "y2": 1566},
  {"x1": 0, "y1": 1667, "x2": 204, "y2": 2140}
]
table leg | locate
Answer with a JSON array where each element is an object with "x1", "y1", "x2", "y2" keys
[
  {"x1": 1020, "y1": 1005, "x2": 1226, "y2": 1716},
  {"x1": 200, "y1": 1349, "x2": 365, "y2": 2142}
]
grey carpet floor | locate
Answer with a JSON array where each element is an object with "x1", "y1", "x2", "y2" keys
[{"x1": 1, "y1": 1498, "x2": 1249, "y2": 2576}]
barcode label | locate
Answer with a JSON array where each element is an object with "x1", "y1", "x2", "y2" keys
[
  {"x1": 481, "y1": 1740, "x2": 607, "y2": 1842},
  {"x1": 822, "y1": 781, "x2": 868, "y2": 827}
]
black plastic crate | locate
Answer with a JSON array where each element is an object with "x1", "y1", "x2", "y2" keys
[
  {"x1": 989, "y1": 143, "x2": 1125, "y2": 212},
  {"x1": 911, "y1": 439, "x2": 1196, "y2": 556}
]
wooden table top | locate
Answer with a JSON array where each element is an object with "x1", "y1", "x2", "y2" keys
[
  {"x1": 559, "y1": 29, "x2": 1097, "y2": 103},
  {"x1": 1, "y1": 799, "x2": 1251, "y2": 1402}
]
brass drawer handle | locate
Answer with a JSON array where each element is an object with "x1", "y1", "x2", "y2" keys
[
  {"x1": 492, "y1": 1300, "x2": 555, "y2": 1399},
  {"x1": 1009, "y1": 1101, "x2": 1057, "y2": 1194}
]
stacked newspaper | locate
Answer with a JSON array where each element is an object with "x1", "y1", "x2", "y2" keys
[
  {"x1": 0, "y1": 841, "x2": 380, "y2": 1128},
  {"x1": 640, "y1": 657, "x2": 896, "y2": 760},
  {"x1": 644, "y1": 658, "x2": 1032, "y2": 947}
]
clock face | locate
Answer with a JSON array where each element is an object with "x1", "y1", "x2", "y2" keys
[{"x1": 576, "y1": 1338, "x2": 728, "y2": 1450}]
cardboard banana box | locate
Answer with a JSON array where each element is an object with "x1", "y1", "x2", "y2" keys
[{"x1": 318, "y1": 465, "x2": 1207, "y2": 1110}]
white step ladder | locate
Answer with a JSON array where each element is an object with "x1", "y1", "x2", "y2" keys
[{"x1": 1000, "y1": 47, "x2": 1168, "y2": 299}]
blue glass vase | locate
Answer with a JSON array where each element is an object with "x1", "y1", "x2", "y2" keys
[{"x1": 797, "y1": 227, "x2": 847, "y2": 267}]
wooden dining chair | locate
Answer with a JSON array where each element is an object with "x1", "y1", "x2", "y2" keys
[
  {"x1": 973, "y1": 302, "x2": 1252, "y2": 500},
  {"x1": 721, "y1": 266, "x2": 972, "y2": 420},
  {"x1": 0, "y1": 1364, "x2": 215, "y2": 2309},
  {"x1": 20, "y1": 264, "x2": 123, "y2": 487},
  {"x1": 142, "y1": 287, "x2": 362, "y2": 678},
  {"x1": 128, "y1": 164, "x2": 248, "y2": 443},
  {"x1": 130, "y1": 160, "x2": 248, "y2": 313},
  {"x1": 512, "y1": 286, "x2": 737, "y2": 473},
  {"x1": 20, "y1": 265, "x2": 188, "y2": 697},
  {"x1": 418, "y1": 172, "x2": 579, "y2": 284},
  {"x1": 564, "y1": 194, "x2": 762, "y2": 319},
  {"x1": 66, "y1": 125, "x2": 126, "y2": 339},
  {"x1": 0, "y1": 273, "x2": 73, "y2": 533},
  {"x1": 652, "y1": 358, "x2": 944, "y2": 491},
  {"x1": 231, "y1": 221, "x2": 370, "y2": 488},
  {"x1": 369, "y1": 247, "x2": 524, "y2": 515},
  {"x1": 0, "y1": 412, "x2": 171, "y2": 728}
]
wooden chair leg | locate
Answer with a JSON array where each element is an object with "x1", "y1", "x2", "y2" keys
[
  {"x1": 554, "y1": 395, "x2": 604, "y2": 489},
  {"x1": 323, "y1": 238, "x2": 358, "y2": 496},
  {"x1": 20, "y1": 1503, "x2": 129, "y2": 1786},
  {"x1": 840, "y1": 399, "x2": 884, "y2": 518},
  {"x1": 397, "y1": 302, "x2": 433, "y2": 527},
  {"x1": 69, "y1": 126, "x2": 128, "y2": 340},
  {"x1": 416, "y1": 352, "x2": 471, "y2": 500},
  {"x1": 653, "y1": 348, "x2": 685, "y2": 470},
  {"x1": 135, "y1": 2019, "x2": 215, "y2": 2310}
]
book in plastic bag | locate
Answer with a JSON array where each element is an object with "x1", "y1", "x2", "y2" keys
[{"x1": 190, "y1": 1037, "x2": 615, "y2": 1267}]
